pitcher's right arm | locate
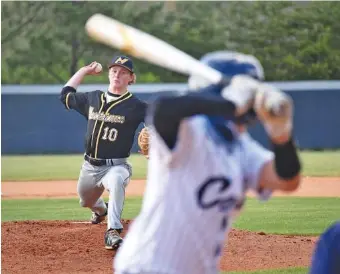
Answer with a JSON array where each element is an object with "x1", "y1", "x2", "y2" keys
[{"x1": 60, "y1": 62, "x2": 101, "y2": 117}]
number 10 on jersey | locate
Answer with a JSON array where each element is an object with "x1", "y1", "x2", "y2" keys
[{"x1": 102, "y1": 127, "x2": 118, "y2": 142}]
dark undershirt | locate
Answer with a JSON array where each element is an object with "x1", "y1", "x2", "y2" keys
[{"x1": 150, "y1": 84, "x2": 237, "y2": 149}]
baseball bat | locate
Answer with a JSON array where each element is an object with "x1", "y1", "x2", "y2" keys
[
  {"x1": 85, "y1": 13, "x2": 224, "y2": 85},
  {"x1": 85, "y1": 14, "x2": 288, "y2": 118}
]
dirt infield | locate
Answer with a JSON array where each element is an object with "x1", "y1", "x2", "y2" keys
[
  {"x1": 2, "y1": 221, "x2": 318, "y2": 274},
  {"x1": 1, "y1": 177, "x2": 339, "y2": 273}
]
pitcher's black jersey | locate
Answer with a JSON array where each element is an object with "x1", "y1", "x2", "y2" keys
[{"x1": 60, "y1": 86, "x2": 146, "y2": 159}]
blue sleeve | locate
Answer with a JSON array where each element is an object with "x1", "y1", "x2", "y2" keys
[
  {"x1": 309, "y1": 222, "x2": 340, "y2": 274},
  {"x1": 150, "y1": 84, "x2": 236, "y2": 149}
]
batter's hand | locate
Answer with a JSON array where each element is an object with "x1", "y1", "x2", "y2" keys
[
  {"x1": 254, "y1": 84, "x2": 293, "y2": 143},
  {"x1": 221, "y1": 75, "x2": 259, "y2": 116},
  {"x1": 82, "y1": 62, "x2": 102, "y2": 75}
]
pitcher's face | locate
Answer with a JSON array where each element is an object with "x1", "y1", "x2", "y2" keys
[{"x1": 109, "y1": 66, "x2": 133, "y2": 89}]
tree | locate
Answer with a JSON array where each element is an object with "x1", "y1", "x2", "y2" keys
[{"x1": 2, "y1": 1, "x2": 340, "y2": 84}]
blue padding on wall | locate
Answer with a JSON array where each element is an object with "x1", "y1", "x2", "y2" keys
[
  {"x1": 247, "y1": 89, "x2": 340, "y2": 150},
  {"x1": 2, "y1": 88, "x2": 340, "y2": 154},
  {"x1": 1, "y1": 92, "x2": 175, "y2": 154}
]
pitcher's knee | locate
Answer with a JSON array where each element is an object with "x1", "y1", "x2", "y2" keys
[{"x1": 79, "y1": 199, "x2": 94, "y2": 208}]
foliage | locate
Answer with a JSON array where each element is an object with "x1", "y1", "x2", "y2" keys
[{"x1": 2, "y1": 2, "x2": 340, "y2": 84}]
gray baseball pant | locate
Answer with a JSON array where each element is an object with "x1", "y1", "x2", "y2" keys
[{"x1": 77, "y1": 159, "x2": 132, "y2": 230}]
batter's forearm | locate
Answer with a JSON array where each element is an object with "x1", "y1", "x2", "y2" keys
[
  {"x1": 153, "y1": 90, "x2": 237, "y2": 123},
  {"x1": 258, "y1": 140, "x2": 301, "y2": 193},
  {"x1": 272, "y1": 138, "x2": 301, "y2": 181},
  {"x1": 150, "y1": 88, "x2": 237, "y2": 149},
  {"x1": 64, "y1": 68, "x2": 87, "y2": 89}
]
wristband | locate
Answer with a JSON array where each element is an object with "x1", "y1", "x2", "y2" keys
[{"x1": 272, "y1": 138, "x2": 301, "y2": 179}]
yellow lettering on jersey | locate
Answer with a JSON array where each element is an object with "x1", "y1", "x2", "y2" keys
[{"x1": 89, "y1": 107, "x2": 125, "y2": 124}]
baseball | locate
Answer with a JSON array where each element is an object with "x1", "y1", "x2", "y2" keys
[{"x1": 95, "y1": 63, "x2": 103, "y2": 73}]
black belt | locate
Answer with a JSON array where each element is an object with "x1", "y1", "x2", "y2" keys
[
  {"x1": 84, "y1": 155, "x2": 106, "y2": 166},
  {"x1": 84, "y1": 154, "x2": 127, "y2": 167}
]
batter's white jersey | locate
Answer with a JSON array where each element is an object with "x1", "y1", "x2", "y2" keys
[{"x1": 114, "y1": 116, "x2": 274, "y2": 274}]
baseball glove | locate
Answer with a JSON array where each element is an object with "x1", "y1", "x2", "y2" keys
[{"x1": 138, "y1": 126, "x2": 149, "y2": 158}]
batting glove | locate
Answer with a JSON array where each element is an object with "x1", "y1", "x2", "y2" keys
[
  {"x1": 254, "y1": 83, "x2": 293, "y2": 141},
  {"x1": 221, "y1": 75, "x2": 260, "y2": 116}
]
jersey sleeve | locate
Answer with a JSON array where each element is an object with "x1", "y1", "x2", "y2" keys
[
  {"x1": 60, "y1": 86, "x2": 90, "y2": 118},
  {"x1": 241, "y1": 133, "x2": 274, "y2": 201}
]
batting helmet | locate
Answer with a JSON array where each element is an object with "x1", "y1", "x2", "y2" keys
[{"x1": 188, "y1": 50, "x2": 265, "y2": 124}]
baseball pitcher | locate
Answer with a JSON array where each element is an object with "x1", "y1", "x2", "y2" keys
[
  {"x1": 60, "y1": 56, "x2": 147, "y2": 250},
  {"x1": 114, "y1": 51, "x2": 302, "y2": 274}
]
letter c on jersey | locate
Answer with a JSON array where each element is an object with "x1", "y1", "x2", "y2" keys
[{"x1": 197, "y1": 177, "x2": 236, "y2": 211}]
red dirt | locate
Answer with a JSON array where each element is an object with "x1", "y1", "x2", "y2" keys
[
  {"x1": 1, "y1": 221, "x2": 318, "y2": 274},
  {"x1": 1, "y1": 177, "x2": 339, "y2": 273}
]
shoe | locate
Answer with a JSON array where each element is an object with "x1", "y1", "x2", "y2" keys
[
  {"x1": 91, "y1": 202, "x2": 108, "y2": 224},
  {"x1": 104, "y1": 229, "x2": 123, "y2": 250}
]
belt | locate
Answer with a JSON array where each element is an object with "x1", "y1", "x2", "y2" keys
[{"x1": 84, "y1": 154, "x2": 127, "y2": 167}]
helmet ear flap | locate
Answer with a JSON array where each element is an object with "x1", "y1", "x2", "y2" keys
[{"x1": 129, "y1": 73, "x2": 136, "y2": 85}]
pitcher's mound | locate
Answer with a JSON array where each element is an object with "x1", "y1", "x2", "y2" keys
[{"x1": 1, "y1": 220, "x2": 317, "y2": 273}]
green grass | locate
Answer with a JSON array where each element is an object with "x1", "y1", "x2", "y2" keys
[
  {"x1": 300, "y1": 150, "x2": 340, "y2": 177},
  {"x1": 235, "y1": 197, "x2": 340, "y2": 235},
  {"x1": 2, "y1": 197, "x2": 339, "y2": 236},
  {"x1": 224, "y1": 267, "x2": 308, "y2": 274},
  {"x1": 2, "y1": 150, "x2": 340, "y2": 181},
  {"x1": 1, "y1": 197, "x2": 142, "y2": 222},
  {"x1": 1, "y1": 154, "x2": 148, "y2": 181}
]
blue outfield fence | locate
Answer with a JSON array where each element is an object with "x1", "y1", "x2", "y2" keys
[{"x1": 2, "y1": 81, "x2": 340, "y2": 154}]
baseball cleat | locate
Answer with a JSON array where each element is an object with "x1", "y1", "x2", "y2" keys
[
  {"x1": 104, "y1": 229, "x2": 123, "y2": 250},
  {"x1": 91, "y1": 202, "x2": 108, "y2": 224}
]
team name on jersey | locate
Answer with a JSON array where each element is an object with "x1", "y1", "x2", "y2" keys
[{"x1": 88, "y1": 106, "x2": 125, "y2": 124}]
